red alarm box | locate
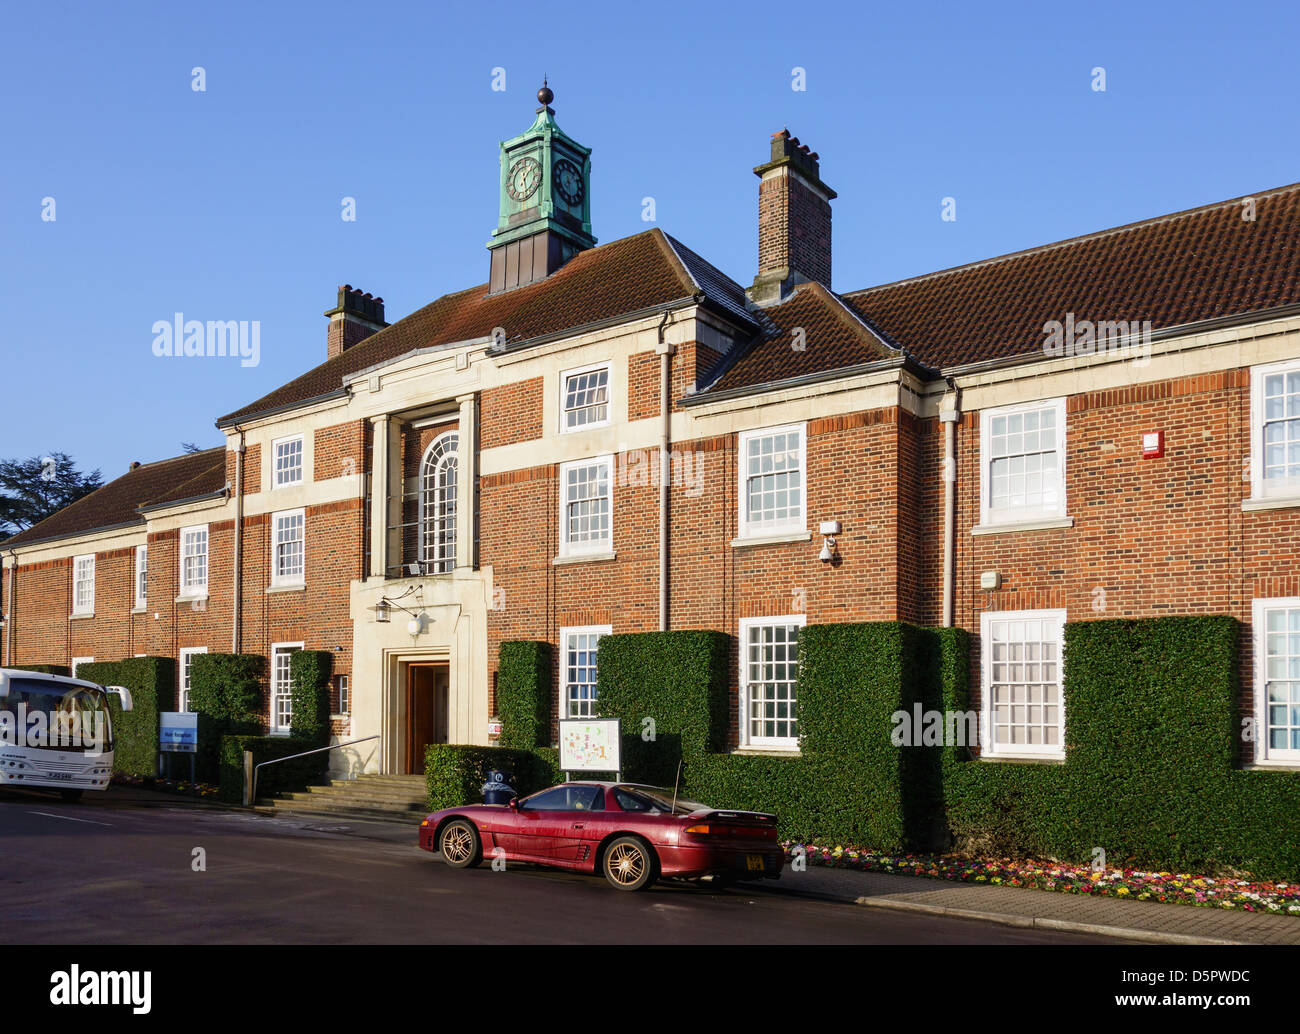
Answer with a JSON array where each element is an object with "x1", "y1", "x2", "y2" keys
[{"x1": 1142, "y1": 430, "x2": 1164, "y2": 458}]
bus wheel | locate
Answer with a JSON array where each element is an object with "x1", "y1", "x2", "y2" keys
[{"x1": 59, "y1": 789, "x2": 83, "y2": 803}]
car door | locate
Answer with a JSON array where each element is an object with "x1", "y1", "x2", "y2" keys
[
  {"x1": 515, "y1": 785, "x2": 603, "y2": 865},
  {"x1": 548, "y1": 787, "x2": 606, "y2": 866},
  {"x1": 506, "y1": 786, "x2": 585, "y2": 861}
]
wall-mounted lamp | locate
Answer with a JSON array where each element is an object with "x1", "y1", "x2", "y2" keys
[
  {"x1": 818, "y1": 520, "x2": 841, "y2": 563},
  {"x1": 371, "y1": 584, "x2": 425, "y2": 626}
]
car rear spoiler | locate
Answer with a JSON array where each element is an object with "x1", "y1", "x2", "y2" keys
[{"x1": 701, "y1": 810, "x2": 777, "y2": 823}]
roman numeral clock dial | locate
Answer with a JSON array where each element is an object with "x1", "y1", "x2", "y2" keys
[
  {"x1": 507, "y1": 157, "x2": 542, "y2": 203},
  {"x1": 554, "y1": 158, "x2": 584, "y2": 207}
]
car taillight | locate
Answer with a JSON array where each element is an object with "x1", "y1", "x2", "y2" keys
[{"x1": 684, "y1": 823, "x2": 777, "y2": 839}]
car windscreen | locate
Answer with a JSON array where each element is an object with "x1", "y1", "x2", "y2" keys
[
  {"x1": 0, "y1": 678, "x2": 113, "y2": 753},
  {"x1": 615, "y1": 786, "x2": 705, "y2": 815}
]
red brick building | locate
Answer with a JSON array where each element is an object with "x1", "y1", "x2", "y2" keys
[{"x1": 5, "y1": 89, "x2": 1300, "y2": 776}]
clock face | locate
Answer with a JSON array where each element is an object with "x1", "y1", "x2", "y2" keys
[
  {"x1": 507, "y1": 157, "x2": 542, "y2": 203},
  {"x1": 554, "y1": 158, "x2": 584, "y2": 207}
]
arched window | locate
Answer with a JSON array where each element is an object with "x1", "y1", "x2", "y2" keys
[{"x1": 419, "y1": 432, "x2": 458, "y2": 573}]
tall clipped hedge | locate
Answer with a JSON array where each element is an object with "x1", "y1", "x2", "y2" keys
[
  {"x1": 497, "y1": 641, "x2": 551, "y2": 749},
  {"x1": 289, "y1": 650, "x2": 332, "y2": 745},
  {"x1": 664, "y1": 622, "x2": 942, "y2": 849},
  {"x1": 76, "y1": 656, "x2": 175, "y2": 776},
  {"x1": 943, "y1": 615, "x2": 1300, "y2": 879},
  {"x1": 795, "y1": 622, "x2": 937, "y2": 848},
  {"x1": 594, "y1": 630, "x2": 729, "y2": 785},
  {"x1": 190, "y1": 653, "x2": 264, "y2": 781},
  {"x1": 425, "y1": 744, "x2": 561, "y2": 811},
  {"x1": 220, "y1": 734, "x2": 324, "y2": 803}
]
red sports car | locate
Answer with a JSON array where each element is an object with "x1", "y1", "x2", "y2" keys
[{"x1": 419, "y1": 781, "x2": 785, "y2": 891}]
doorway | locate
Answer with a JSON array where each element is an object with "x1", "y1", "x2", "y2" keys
[{"x1": 405, "y1": 663, "x2": 449, "y2": 774}]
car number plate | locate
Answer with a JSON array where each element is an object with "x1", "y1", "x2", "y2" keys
[
  {"x1": 46, "y1": 772, "x2": 73, "y2": 781},
  {"x1": 745, "y1": 854, "x2": 765, "y2": 871}
]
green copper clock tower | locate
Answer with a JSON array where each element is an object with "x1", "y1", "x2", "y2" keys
[{"x1": 487, "y1": 81, "x2": 596, "y2": 293}]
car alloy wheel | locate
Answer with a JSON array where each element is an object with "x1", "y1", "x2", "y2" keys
[
  {"x1": 602, "y1": 836, "x2": 656, "y2": 891},
  {"x1": 439, "y1": 819, "x2": 482, "y2": 869}
]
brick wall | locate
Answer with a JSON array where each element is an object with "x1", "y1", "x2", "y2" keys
[
  {"x1": 481, "y1": 377, "x2": 543, "y2": 448},
  {"x1": 758, "y1": 168, "x2": 832, "y2": 287}
]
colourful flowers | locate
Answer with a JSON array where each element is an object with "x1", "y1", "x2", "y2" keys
[{"x1": 781, "y1": 841, "x2": 1300, "y2": 917}]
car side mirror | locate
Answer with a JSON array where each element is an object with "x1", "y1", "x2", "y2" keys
[{"x1": 508, "y1": 797, "x2": 520, "y2": 811}]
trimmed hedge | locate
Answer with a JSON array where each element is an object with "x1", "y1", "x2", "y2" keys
[
  {"x1": 461, "y1": 619, "x2": 1300, "y2": 879},
  {"x1": 190, "y1": 653, "x2": 263, "y2": 781},
  {"x1": 75, "y1": 657, "x2": 174, "y2": 776},
  {"x1": 497, "y1": 641, "x2": 551, "y2": 749},
  {"x1": 289, "y1": 650, "x2": 332, "y2": 745},
  {"x1": 943, "y1": 615, "x2": 1300, "y2": 879},
  {"x1": 425, "y1": 744, "x2": 559, "y2": 811},
  {"x1": 594, "y1": 630, "x2": 730, "y2": 785},
  {"x1": 220, "y1": 734, "x2": 325, "y2": 803}
]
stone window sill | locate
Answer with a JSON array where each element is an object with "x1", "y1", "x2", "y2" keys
[
  {"x1": 1242, "y1": 496, "x2": 1300, "y2": 513},
  {"x1": 552, "y1": 551, "x2": 616, "y2": 566},
  {"x1": 130, "y1": 606, "x2": 147, "y2": 615},
  {"x1": 978, "y1": 753, "x2": 1065, "y2": 765},
  {"x1": 972, "y1": 516, "x2": 1074, "y2": 536},
  {"x1": 266, "y1": 583, "x2": 306, "y2": 594},
  {"x1": 731, "y1": 745, "x2": 801, "y2": 758},
  {"x1": 175, "y1": 593, "x2": 208, "y2": 605},
  {"x1": 730, "y1": 529, "x2": 812, "y2": 549},
  {"x1": 1244, "y1": 760, "x2": 1300, "y2": 772},
  {"x1": 69, "y1": 612, "x2": 94, "y2": 621}
]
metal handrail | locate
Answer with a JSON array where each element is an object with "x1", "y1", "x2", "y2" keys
[{"x1": 247, "y1": 735, "x2": 379, "y2": 806}]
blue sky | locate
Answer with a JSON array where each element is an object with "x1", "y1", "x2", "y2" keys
[{"x1": 2, "y1": 0, "x2": 1298, "y2": 480}]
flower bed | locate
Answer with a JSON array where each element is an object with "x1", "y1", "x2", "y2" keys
[
  {"x1": 112, "y1": 773, "x2": 221, "y2": 799},
  {"x1": 786, "y1": 843, "x2": 1300, "y2": 917}
]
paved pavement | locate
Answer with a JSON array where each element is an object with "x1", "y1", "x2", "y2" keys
[
  {"x1": 0, "y1": 786, "x2": 1129, "y2": 945},
  {"x1": 772, "y1": 865, "x2": 1300, "y2": 945}
]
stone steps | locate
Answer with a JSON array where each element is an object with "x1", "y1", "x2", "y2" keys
[{"x1": 258, "y1": 772, "x2": 429, "y2": 825}]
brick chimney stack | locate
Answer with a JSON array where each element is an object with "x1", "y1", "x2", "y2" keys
[
  {"x1": 747, "y1": 130, "x2": 836, "y2": 308},
  {"x1": 325, "y1": 285, "x2": 388, "y2": 360}
]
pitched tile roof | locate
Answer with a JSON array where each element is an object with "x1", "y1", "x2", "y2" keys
[
  {"x1": 700, "y1": 281, "x2": 897, "y2": 394},
  {"x1": 219, "y1": 181, "x2": 1300, "y2": 417},
  {"x1": 842, "y1": 181, "x2": 1300, "y2": 372},
  {"x1": 218, "y1": 228, "x2": 749, "y2": 425},
  {"x1": 4, "y1": 449, "x2": 226, "y2": 548}
]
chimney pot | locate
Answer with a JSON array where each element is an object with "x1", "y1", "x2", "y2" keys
[{"x1": 325, "y1": 284, "x2": 389, "y2": 360}]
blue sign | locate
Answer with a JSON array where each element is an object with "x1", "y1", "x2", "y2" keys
[{"x1": 159, "y1": 712, "x2": 198, "y2": 753}]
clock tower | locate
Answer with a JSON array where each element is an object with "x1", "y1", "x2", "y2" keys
[{"x1": 488, "y1": 81, "x2": 597, "y2": 293}]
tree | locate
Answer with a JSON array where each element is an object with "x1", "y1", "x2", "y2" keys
[
  {"x1": 0, "y1": 453, "x2": 104, "y2": 539},
  {"x1": 180, "y1": 442, "x2": 204, "y2": 454}
]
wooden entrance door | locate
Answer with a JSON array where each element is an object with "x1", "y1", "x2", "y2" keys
[{"x1": 406, "y1": 664, "x2": 449, "y2": 774}]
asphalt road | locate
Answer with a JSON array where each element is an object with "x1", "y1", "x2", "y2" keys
[{"x1": 0, "y1": 787, "x2": 1129, "y2": 944}]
